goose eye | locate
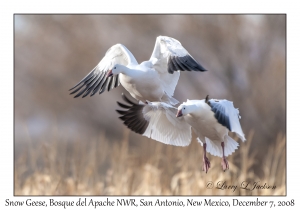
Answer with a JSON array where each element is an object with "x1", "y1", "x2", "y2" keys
[
  {"x1": 184, "y1": 108, "x2": 185, "y2": 110},
  {"x1": 114, "y1": 67, "x2": 116, "y2": 69}
]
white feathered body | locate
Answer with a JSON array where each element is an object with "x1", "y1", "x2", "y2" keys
[
  {"x1": 182, "y1": 100, "x2": 240, "y2": 157},
  {"x1": 183, "y1": 100, "x2": 228, "y2": 141},
  {"x1": 120, "y1": 61, "x2": 178, "y2": 104}
]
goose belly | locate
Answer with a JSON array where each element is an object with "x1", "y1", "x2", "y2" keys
[
  {"x1": 120, "y1": 73, "x2": 164, "y2": 102},
  {"x1": 185, "y1": 114, "x2": 228, "y2": 140}
]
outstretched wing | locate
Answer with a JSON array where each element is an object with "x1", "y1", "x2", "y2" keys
[
  {"x1": 69, "y1": 44, "x2": 138, "y2": 98},
  {"x1": 150, "y1": 36, "x2": 207, "y2": 74},
  {"x1": 149, "y1": 36, "x2": 207, "y2": 97},
  {"x1": 116, "y1": 94, "x2": 192, "y2": 146},
  {"x1": 208, "y1": 99, "x2": 246, "y2": 141}
]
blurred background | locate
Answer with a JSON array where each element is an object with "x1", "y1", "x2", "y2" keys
[{"x1": 14, "y1": 15, "x2": 286, "y2": 195}]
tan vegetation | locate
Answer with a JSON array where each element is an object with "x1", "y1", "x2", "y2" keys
[{"x1": 15, "y1": 128, "x2": 285, "y2": 195}]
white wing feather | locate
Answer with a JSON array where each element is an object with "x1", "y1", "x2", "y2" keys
[
  {"x1": 142, "y1": 102, "x2": 192, "y2": 146},
  {"x1": 223, "y1": 100, "x2": 246, "y2": 141},
  {"x1": 104, "y1": 43, "x2": 138, "y2": 66},
  {"x1": 149, "y1": 36, "x2": 181, "y2": 97}
]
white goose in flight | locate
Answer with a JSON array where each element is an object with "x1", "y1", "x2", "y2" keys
[
  {"x1": 69, "y1": 36, "x2": 207, "y2": 104},
  {"x1": 116, "y1": 94, "x2": 246, "y2": 173}
]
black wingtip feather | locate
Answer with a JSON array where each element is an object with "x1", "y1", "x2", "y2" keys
[
  {"x1": 114, "y1": 74, "x2": 119, "y2": 88},
  {"x1": 107, "y1": 77, "x2": 113, "y2": 92},
  {"x1": 167, "y1": 56, "x2": 176, "y2": 74},
  {"x1": 168, "y1": 55, "x2": 207, "y2": 73},
  {"x1": 116, "y1": 93, "x2": 149, "y2": 135},
  {"x1": 70, "y1": 68, "x2": 121, "y2": 98},
  {"x1": 117, "y1": 101, "x2": 131, "y2": 109},
  {"x1": 121, "y1": 94, "x2": 136, "y2": 105},
  {"x1": 210, "y1": 102, "x2": 232, "y2": 131},
  {"x1": 90, "y1": 73, "x2": 106, "y2": 96},
  {"x1": 175, "y1": 56, "x2": 192, "y2": 71},
  {"x1": 69, "y1": 71, "x2": 95, "y2": 91},
  {"x1": 99, "y1": 78, "x2": 108, "y2": 94}
]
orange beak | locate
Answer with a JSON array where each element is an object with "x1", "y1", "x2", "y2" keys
[
  {"x1": 106, "y1": 69, "x2": 113, "y2": 77},
  {"x1": 176, "y1": 109, "x2": 183, "y2": 118}
]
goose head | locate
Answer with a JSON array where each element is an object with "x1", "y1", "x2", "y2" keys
[
  {"x1": 106, "y1": 64, "x2": 123, "y2": 78},
  {"x1": 176, "y1": 103, "x2": 193, "y2": 117}
]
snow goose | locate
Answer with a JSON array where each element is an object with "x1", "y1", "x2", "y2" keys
[
  {"x1": 116, "y1": 94, "x2": 245, "y2": 173},
  {"x1": 69, "y1": 36, "x2": 207, "y2": 104},
  {"x1": 176, "y1": 95, "x2": 246, "y2": 172}
]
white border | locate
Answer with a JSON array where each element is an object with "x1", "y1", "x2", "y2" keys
[{"x1": 1, "y1": 0, "x2": 299, "y2": 209}]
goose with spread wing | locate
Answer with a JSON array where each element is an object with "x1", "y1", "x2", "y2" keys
[
  {"x1": 69, "y1": 36, "x2": 207, "y2": 104},
  {"x1": 116, "y1": 94, "x2": 245, "y2": 173},
  {"x1": 176, "y1": 95, "x2": 246, "y2": 172}
]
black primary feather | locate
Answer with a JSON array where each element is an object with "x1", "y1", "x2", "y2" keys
[
  {"x1": 69, "y1": 66, "x2": 120, "y2": 98},
  {"x1": 116, "y1": 94, "x2": 149, "y2": 135},
  {"x1": 167, "y1": 55, "x2": 207, "y2": 73},
  {"x1": 209, "y1": 99, "x2": 232, "y2": 131}
]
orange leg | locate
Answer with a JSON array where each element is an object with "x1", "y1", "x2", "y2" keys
[
  {"x1": 221, "y1": 142, "x2": 229, "y2": 171},
  {"x1": 202, "y1": 143, "x2": 210, "y2": 173}
]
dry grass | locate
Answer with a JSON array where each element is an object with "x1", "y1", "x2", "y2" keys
[{"x1": 14, "y1": 129, "x2": 285, "y2": 196}]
